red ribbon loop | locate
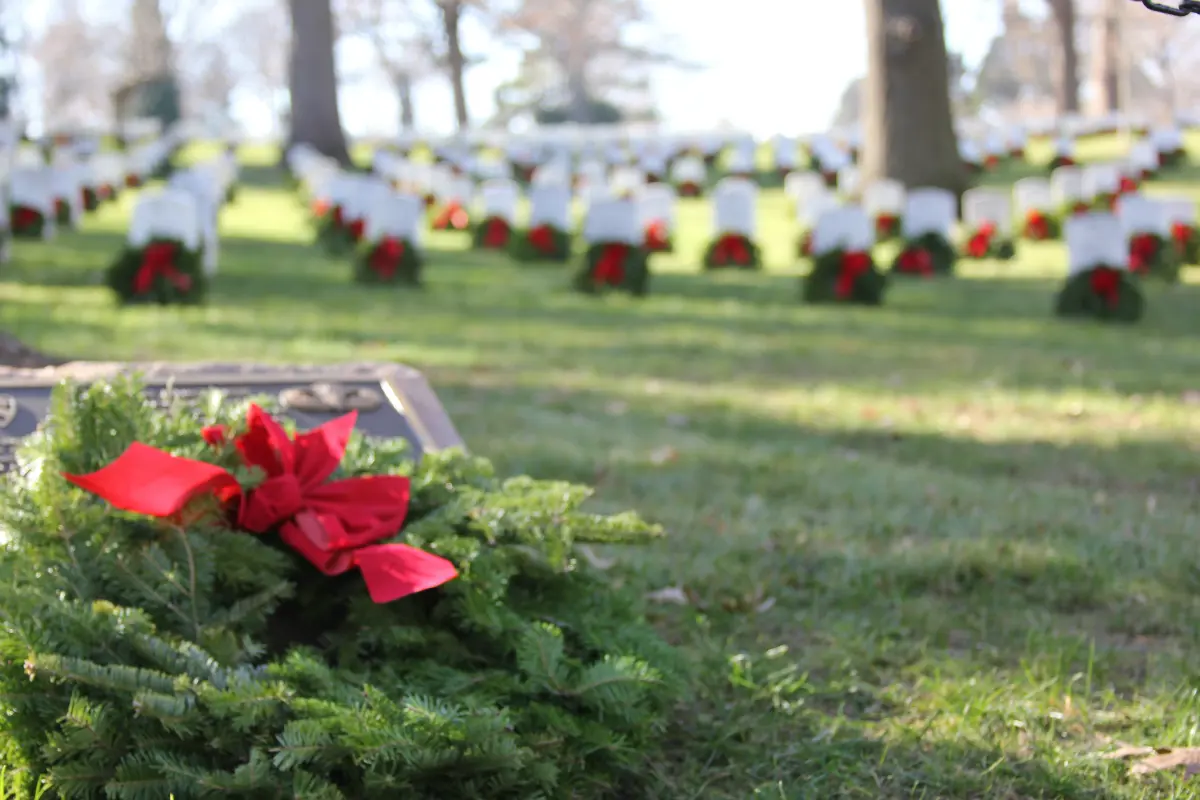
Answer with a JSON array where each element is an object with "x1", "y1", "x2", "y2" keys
[
  {"x1": 11, "y1": 206, "x2": 40, "y2": 232},
  {"x1": 644, "y1": 220, "x2": 669, "y2": 251},
  {"x1": 62, "y1": 405, "x2": 457, "y2": 603},
  {"x1": 1089, "y1": 266, "x2": 1121, "y2": 307},
  {"x1": 711, "y1": 234, "x2": 750, "y2": 266},
  {"x1": 369, "y1": 237, "x2": 405, "y2": 278},
  {"x1": 1128, "y1": 233, "x2": 1158, "y2": 272},
  {"x1": 1025, "y1": 209, "x2": 1048, "y2": 239},
  {"x1": 897, "y1": 247, "x2": 934, "y2": 275},
  {"x1": 966, "y1": 222, "x2": 995, "y2": 258},
  {"x1": 483, "y1": 217, "x2": 509, "y2": 247},
  {"x1": 132, "y1": 242, "x2": 193, "y2": 295},
  {"x1": 593, "y1": 244, "x2": 629, "y2": 284},
  {"x1": 835, "y1": 251, "x2": 872, "y2": 298},
  {"x1": 528, "y1": 224, "x2": 555, "y2": 252}
]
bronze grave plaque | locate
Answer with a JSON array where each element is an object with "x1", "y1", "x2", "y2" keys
[{"x1": 0, "y1": 361, "x2": 464, "y2": 470}]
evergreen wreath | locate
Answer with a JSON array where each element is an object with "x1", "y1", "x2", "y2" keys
[
  {"x1": 1172, "y1": 222, "x2": 1198, "y2": 265},
  {"x1": 961, "y1": 222, "x2": 1016, "y2": 260},
  {"x1": 802, "y1": 248, "x2": 887, "y2": 305},
  {"x1": 10, "y1": 205, "x2": 46, "y2": 239},
  {"x1": 314, "y1": 205, "x2": 363, "y2": 256},
  {"x1": 1048, "y1": 155, "x2": 1075, "y2": 171},
  {"x1": 105, "y1": 237, "x2": 207, "y2": 305},
  {"x1": 702, "y1": 233, "x2": 760, "y2": 269},
  {"x1": 0, "y1": 380, "x2": 682, "y2": 798},
  {"x1": 432, "y1": 201, "x2": 470, "y2": 231},
  {"x1": 874, "y1": 212, "x2": 901, "y2": 241},
  {"x1": 677, "y1": 180, "x2": 702, "y2": 197},
  {"x1": 643, "y1": 220, "x2": 673, "y2": 253},
  {"x1": 575, "y1": 242, "x2": 650, "y2": 295},
  {"x1": 892, "y1": 231, "x2": 955, "y2": 276},
  {"x1": 797, "y1": 229, "x2": 814, "y2": 259},
  {"x1": 1128, "y1": 232, "x2": 1181, "y2": 281},
  {"x1": 471, "y1": 215, "x2": 512, "y2": 250},
  {"x1": 1055, "y1": 266, "x2": 1143, "y2": 322},
  {"x1": 54, "y1": 198, "x2": 72, "y2": 227},
  {"x1": 125, "y1": 173, "x2": 143, "y2": 188},
  {"x1": 1022, "y1": 208, "x2": 1060, "y2": 240},
  {"x1": 509, "y1": 223, "x2": 572, "y2": 262},
  {"x1": 1159, "y1": 147, "x2": 1187, "y2": 170},
  {"x1": 82, "y1": 187, "x2": 101, "y2": 213},
  {"x1": 354, "y1": 236, "x2": 421, "y2": 284},
  {"x1": 100, "y1": 183, "x2": 119, "y2": 203}
]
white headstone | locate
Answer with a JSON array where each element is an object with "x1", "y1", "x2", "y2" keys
[
  {"x1": 1159, "y1": 196, "x2": 1196, "y2": 228},
  {"x1": 364, "y1": 193, "x2": 422, "y2": 244},
  {"x1": 1012, "y1": 177, "x2": 1053, "y2": 213},
  {"x1": 901, "y1": 187, "x2": 956, "y2": 238},
  {"x1": 128, "y1": 190, "x2": 201, "y2": 250},
  {"x1": 1082, "y1": 163, "x2": 1121, "y2": 198},
  {"x1": 712, "y1": 178, "x2": 757, "y2": 236},
  {"x1": 10, "y1": 167, "x2": 57, "y2": 239},
  {"x1": 962, "y1": 188, "x2": 1012, "y2": 235},
  {"x1": 638, "y1": 183, "x2": 676, "y2": 229},
  {"x1": 479, "y1": 179, "x2": 519, "y2": 222},
  {"x1": 671, "y1": 155, "x2": 706, "y2": 184},
  {"x1": 529, "y1": 184, "x2": 572, "y2": 229},
  {"x1": 1050, "y1": 166, "x2": 1084, "y2": 204},
  {"x1": 809, "y1": 206, "x2": 874, "y2": 254},
  {"x1": 1065, "y1": 213, "x2": 1126, "y2": 274},
  {"x1": 863, "y1": 179, "x2": 905, "y2": 215},
  {"x1": 1116, "y1": 194, "x2": 1169, "y2": 237},
  {"x1": 583, "y1": 198, "x2": 639, "y2": 244}
]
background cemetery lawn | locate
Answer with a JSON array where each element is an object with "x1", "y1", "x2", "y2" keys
[{"x1": 5, "y1": 136, "x2": 1200, "y2": 796}]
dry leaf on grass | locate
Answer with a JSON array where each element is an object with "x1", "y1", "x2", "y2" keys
[
  {"x1": 1103, "y1": 745, "x2": 1200, "y2": 777},
  {"x1": 649, "y1": 445, "x2": 679, "y2": 465},
  {"x1": 645, "y1": 586, "x2": 689, "y2": 605}
]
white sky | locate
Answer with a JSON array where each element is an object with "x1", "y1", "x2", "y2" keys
[{"x1": 25, "y1": 0, "x2": 1020, "y2": 138}]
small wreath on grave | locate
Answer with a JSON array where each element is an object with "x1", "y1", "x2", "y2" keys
[
  {"x1": 1022, "y1": 208, "x2": 1060, "y2": 240},
  {"x1": 432, "y1": 201, "x2": 470, "y2": 231},
  {"x1": 1010, "y1": 148, "x2": 1026, "y2": 161},
  {"x1": 819, "y1": 169, "x2": 838, "y2": 188},
  {"x1": 314, "y1": 204, "x2": 362, "y2": 256},
  {"x1": 1048, "y1": 155, "x2": 1075, "y2": 171},
  {"x1": 797, "y1": 229, "x2": 814, "y2": 259},
  {"x1": 1159, "y1": 147, "x2": 1187, "y2": 170},
  {"x1": 125, "y1": 173, "x2": 142, "y2": 189},
  {"x1": 984, "y1": 154, "x2": 1001, "y2": 170},
  {"x1": 1119, "y1": 174, "x2": 1140, "y2": 194},
  {"x1": 677, "y1": 180, "x2": 702, "y2": 197},
  {"x1": 82, "y1": 187, "x2": 100, "y2": 213},
  {"x1": 54, "y1": 198, "x2": 72, "y2": 226},
  {"x1": 99, "y1": 184, "x2": 118, "y2": 203},
  {"x1": 1172, "y1": 221, "x2": 1199, "y2": 264},
  {"x1": 510, "y1": 223, "x2": 572, "y2": 262},
  {"x1": 874, "y1": 212, "x2": 901, "y2": 241},
  {"x1": 1128, "y1": 232, "x2": 1181, "y2": 281},
  {"x1": 802, "y1": 248, "x2": 887, "y2": 305},
  {"x1": 471, "y1": 215, "x2": 512, "y2": 250},
  {"x1": 643, "y1": 220, "x2": 673, "y2": 253},
  {"x1": 1054, "y1": 264, "x2": 1143, "y2": 323},
  {"x1": 892, "y1": 231, "x2": 955, "y2": 276},
  {"x1": 10, "y1": 205, "x2": 46, "y2": 239},
  {"x1": 106, "y1": 237, "x2": 206, "y2": 305},
  {"x1": 575, "y1": 242, "x2": 649, "y2": 295},
  {"x1": 354, "y1": 234, "x2": 421, "y2": 285},
  {"x1": 1059, "y1": 199, "x2": 1093, "y2": 219},
  {"x1": 702, "y1": 232, "x2": 760, "y2": 269},
  {"x1": 961, "y1": 222, "x2": 1015, "y2": 260}
]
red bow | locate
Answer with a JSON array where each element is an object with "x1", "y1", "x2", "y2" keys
[
  {"x1": 312, "y1": 199, "x2": 331, "y2": 218},
  {"x1": 1059, "y1": 157, "x2": 1075, "y2": 167},
  {"x1": 330, "y1": 205, "x2": 344, "y2": 228},
  {"x1": 482, "y1": 217, "x2": 509, "y2": 248},
  {"x1": 1172, "y1": 222, "x2": 1193, "y2": 250},
  {"x1": 1128, "y1": 233, "x2": 1158, "y2": 272},
  {"x1": 644, "y1": 220, "x2": 670, "y2": 251},
  {"x1": 1118, "y1": 176, "x2": 1139, "y2": 194},
  {"x1": 984, "y1": 155, "x2": 999, "y2": 169},
  {"x1": 593, "y1": 243, "x2": 629, "y2": 285},
  {"x1": 434, "y1": 202, "x2": 468, "y2": 230},
  {"x1": 347, "y1": 218, "x2": 365, "y2": 242},
  {"x1": 528, "y1": 224, "x2": 556, "y2": 253},
  {"x1": 132, "y1": 242, "x2": 193, "y2": 295},
  {"x1": 679, "y1": 181, "x2": 700, "y2": 197},
  {"x1": 897, "y1": 247, "x2": 934, "y2": 275},
  {"x1": 369, "y1": 236, "x2": 405, "y2": 278},
  {"x1": 1024, "y1": 209, "x2": 1049, "y2": 240},
  {"x1": 966, "y1": 222, "x2": 995, "y2": 259},
  {"x1": 62, "y1": 405, "x2": 458, "y2": 603},
  {"x1": 11, "y1": 206, "x2": 40, "y2": 232},
  {"x1": 1089, "y1": 266, "x2": 1122, "y2": 308},
  {"x1": 1071, "y1": 201, "x2": 1091, "y2": 215},
  {"x1": 99, "y1": 184, "x2": 114, "y2": 200},
  {"x1": 125, "y1": 174, "x2": 141, "y2": 188},
  {"x1": 835, "y1": 251, "x2": 872, "y2": 298},
  {"x1": 711, "y1": 234, "x2": 751, "y2": 266},
  {"x1": 875, "y1": 214, "x2": 898, "y2": 238}
]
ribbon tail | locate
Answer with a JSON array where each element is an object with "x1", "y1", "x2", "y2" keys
[
  {"x1": 63, "y1": 442, "x2": 240, "y2": 517},
  {"x1": 351, "y1": 543, "x2": 459, "y2": 602}
]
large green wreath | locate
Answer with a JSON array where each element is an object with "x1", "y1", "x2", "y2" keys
[
  {"x1": 54, "y1": 199, "x2": 73, "y2": 227},
  {"x1": 1054, "y1": 267, "x2": 1143, "y2": 323},
  {"x1": 0, "y1": 379, "x2": 683, "y2": 798},
  {"x1": 509, "y1": 224, "x2": 572, "y2": 263},
  {"x1": 892, "y1": 231, "x2": 956, "y2": 276},
  {"x1": 353, "y1": 236, "x2": 422, "y2": 285},
  {"x1": 574, "y1": 242, "x2": 650, "y2": 295},
  {"x1": 802, "y1": 249, "x2": 887, "y2": 305},
  {"x1": 10, "y1": 205, "x2": 46, "y2": 239},
  {"x1": 1128, "y1": 232, "x2": 1181, "y2": 282},
  {"x1": 105, "y1": 237, "x2": 207, "y2": 305},
  {"x1": 314, "y1": 206, "x2": 360, "y2": 257},
  {"x1": 470, "y1": 215, "x2": 513, "y2": 250}
]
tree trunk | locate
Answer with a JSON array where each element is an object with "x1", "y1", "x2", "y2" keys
[
  {"x1": 1048, "y1": 0, "x2": 1080, "y2": 113},
  {"x1": 395, "y1": 73, "x2": 415, "y2": 131},
  {"x1": 861, "y1": 0, "x2": 965, "y2": 195},
  {"x1": 440, "y1": 1, "x2": 469, "y2": 130},
  {"x1": 285, "y1": 0, "x2": 350, "y2": 164},
  {"x1": 567, "y1": 70, "x2": 591, "y2": 124}
]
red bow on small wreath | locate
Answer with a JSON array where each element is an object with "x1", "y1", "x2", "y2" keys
[
  {"x1": 347, "y1": 218, "x2": 365, "y2": 242},
  {"x1": 482, "y1": 217, "x2": 509, "y2": 248},
  {"x1": 1118, "y1": 176, "x2": 1139, "y2": 194},
  {"x1": 312, "y1": 199, "x2": 331, "y2": 218},
  {"x1": 835, "y1": 251, "x2": 872, "y2": 299},
  {"x1": 1058, "y1": 157, "x2": 1076, "y2": 167},
  {"x1": 896, "y1": 247, "x2": 934, "y2": 275},
  {"x1": 330, "y1": 205, "x2": 344, "y2": 228},
  {"x1": 644, "y1": 220, "x2": 669, "y2": 251},
  {"x1": 710, "y1": 234, "x2": 751, "y2": 266},
  {"x1": 1071, "y1": 201, "x2": 1091, "y2": 215},
  {"x1": 1128, "y1": 233, "x2": 1158, "y2": 273},
  {"x1": 679, "y1": 181, "x2": 700, "y2": 197},
  {"x1": 133, "y1": 242, "x2": 193, "y2": 295},
  {"x1": 125, "y1": 174, "x2": 141, "y2": 188},
  {"x1": 984, "y1": 155, "x2": 1000, "y2": 169},
  {"x1": 11, "y1": 206, "x2": 40, "y2": 233},
  {"x1": 1024, "y1": 209, "x2": 1049, "y2": 240},
  {"x1": 875, "y1": 214, "x2": 898, "y2": 238},
  {"x1": 62, "y1": 405, "x2": 458, "y2": 604},
  {"x1": 528, "y1": 224, "x2": 556, "y2": 253},
  {"x1": 593, "y1": 243, "x2": 629, "y2": 285},
  {"x1": 369, "y1": 237, "x2": 405, "y2": 278},
  {"x1": 1089, "y1": 266, "x2": 1122, "y2": 308},
  {"x1": 1172, "y1": 222, "x2": 1193, "y2": 250},
  {"x1": 966, "y1": 222, "x2": 996, "y2": 259}
]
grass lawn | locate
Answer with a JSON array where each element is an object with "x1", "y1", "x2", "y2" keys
[{"x1": 4, "y1": 138, "x2": 1200, "y2": 797}]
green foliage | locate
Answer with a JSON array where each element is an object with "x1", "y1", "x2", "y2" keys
[
  {"x1": 574, "y1": 244, "x2": 650, "y2": 296},
  {"x1": 1054, "y1": 268, "x2": 1144, "y2": 323},
  {"x1": 352, "y1": 238, "x2": 422, "y2": 286},
  {"x1": 802, "y1": 250, "x2": 887, "y2": 305},
  {"x1": 0, "y1": 379, "x2": 681, "y2": 798},
  {"x1": 105, "y1": 239, "x2": 207, "y2": 305}
]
